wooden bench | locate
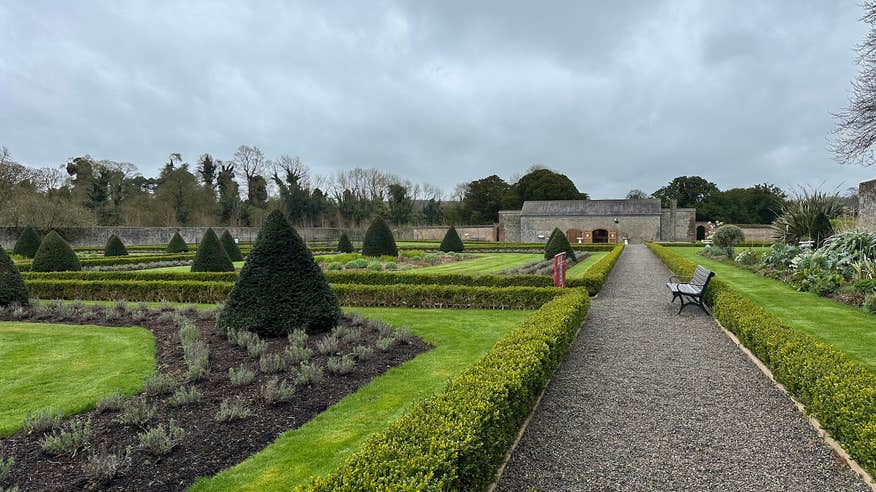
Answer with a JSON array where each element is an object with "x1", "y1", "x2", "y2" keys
[{"x1": 666, "y1": 265, "x2": 715, "y2": 314}]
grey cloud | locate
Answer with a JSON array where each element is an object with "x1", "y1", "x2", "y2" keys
[{"x1": 0, "y1": 0, "x2": 873, "y2": 199}]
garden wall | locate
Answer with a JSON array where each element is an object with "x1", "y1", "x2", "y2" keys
[
  {"x1": 407, "y1": 225, "x2": 497, "y2": 242},
  {"x1": 860, "y1": 178, "x2": 876, "y2": 233}
]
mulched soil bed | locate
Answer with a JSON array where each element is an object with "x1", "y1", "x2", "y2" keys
[{"x1": 0, "y1": 304, "x2": 429, "y2": 491}]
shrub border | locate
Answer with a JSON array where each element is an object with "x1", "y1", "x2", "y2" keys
[{"x1": 648, "y1": 243, "x2": 876, "y2": 479}]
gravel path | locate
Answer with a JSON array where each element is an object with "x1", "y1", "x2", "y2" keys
[{"x1": 496, "y1": 244, "x2": 868, "y2": 491}]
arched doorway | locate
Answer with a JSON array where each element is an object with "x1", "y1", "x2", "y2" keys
[
  {"x1": 592, "y1": 229, "x2": 609, "y2": 243},
  {"x1": 566, "y1": 228, "x2": 583, "y2": 244},
  {"x1": 696, "y1": 225, "x2": 706, "y2": 241}
]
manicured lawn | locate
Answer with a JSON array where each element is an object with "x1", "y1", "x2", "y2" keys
[
  {"x1": 672, "y1": 247, "x2": 876, "y2": 371},
  {"x1": 566, "y1": 252, "x2": 607, "y2": 279},
  {"x1": 191, "y1": 307, "x2": 532, "y2": 491},
  {"x1": 140, "y1": 261, "x2": 246, "y2": 273},
  {"x1": 0, "y1": 322, "x2": 155, "y2": 437},
  {"x1": 414, "y1": 253, "x2": 541, "y2": 274}
]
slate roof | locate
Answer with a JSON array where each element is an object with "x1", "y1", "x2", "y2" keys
[{"x1": 520, "y1": 199, "x2": 662, "y2": 216}]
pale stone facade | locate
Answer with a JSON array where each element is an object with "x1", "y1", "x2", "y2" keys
[
  {"x1": 499, "y1": 199, "x2": 696, "y2": 244},
  {"x1": 860, "y1": 179, "x2": 876, "y2": 233}
]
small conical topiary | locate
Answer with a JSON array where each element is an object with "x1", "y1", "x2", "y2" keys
[
  {"x1": 439, "y1": 226, "x2": 464, "y2": 253},
  {"x1": 0, "y1": 244, "x2": 29, "y2": 306},
  {"x1": 337, "y1": 232, "x2": 354, "y2": 253},
  {"x1": 361, "y1": 216, "x2": 398, "y2": 257},
  {"x1": 31, "y1": 230, "x2": 81, "y2": 272},
  {"x1": 104, "y1": 234, "x2": 129, "y2": 257},
  {"x1": 13, "y1": 226, "x2": 41, "y2": 258},
  {"x1": 220, "y1": 230, "x2": 244, "y2": 262},
  {"x1": 191, "y1": 228, "x2": 235, "y2": 272},
  {"x1": 544, "y1": 227, "x2": 576, "y2": 261},
  {"x1": 219, "y1": 210, "x2": 340, "y2": 336},
  {"x1": 167, "y1": 232, "x2": 189, "y2": 253}
]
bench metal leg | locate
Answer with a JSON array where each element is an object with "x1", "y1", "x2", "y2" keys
[{"x1": 677, "y1": 295, "x2": 710, "y2": 315}]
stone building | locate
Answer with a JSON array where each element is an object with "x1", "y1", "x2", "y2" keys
[
  {"x1": 861, "y1": 178, "x2": 876, "y2": 233},
  {"x1": 499, "y1": 199, "x2": 695, "y2": 244}
]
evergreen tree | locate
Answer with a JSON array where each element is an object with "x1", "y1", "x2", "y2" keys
[
  {"x1": 219, "y1": 210, "x2": 340, "y2": 336},
  {"x1": 31, "y1": 230, "x2": 81, "y2": 272},
  {"x1": 544, "y1": 227, "x2": 576, "y2": 261},
  {"x1": 439, "y1": 226, "x2": 464, "y2": 252},
  {"x1": 0, "y1": 244, "x2": 28, "y2": 306},
  {"x1": 191, "y1": 228, "x2": 235, "y2": 272},
  {"x1": 103, "y1": 234, "x2": 129, "y2": 257},
  {"x1": 167, "y1": 232, "x2": 189, "y2": 253},
  {"x1": 361, "y1": 216, "x2": 398, "y2": 257},
  {"x1": 13, "y1": 226, "x2": 42, "y2": 258},
  {"x1": 337, "y1": 232, "x2": 354, "y2": 253},
  {"x1": 220, "y1": 230, "x2": 244, "y2": 262}
]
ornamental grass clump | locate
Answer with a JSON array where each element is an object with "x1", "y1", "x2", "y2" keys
[
  {"x1": 191, "y1": 228, "x2": 234, "y2": 272},
  {"x1": 0, "y1": 245, "x2": 28, "y2": 307},
  {"x1": 83, "y1": 445, "x2": 131, "y2": 487},
  {"x1": 23, "y1": 408, "x2": 62, "y2": 434},
  {"x1": 138, "y1": 421, "x2": 185, "y2": 456},
  {"x1": 220, "y1": 229, "x2": 245, "y2": 262},
  {"x1": 261, "y1": 377, "x2": 296, "y2": 404},
  {"x1": 215, "y1": 398, "x2": 253, "y2": 423},
  {"x1": 31, "y1": 231, "x2": 81, "y2": 272},
  {"x1": 361, "y1": 216, "x2": 398, "y2": 257},
  {"x1": 143, "y1": 374, "x2": 176, "y2": 396},
  {"x1": 103, "y1": 234, "x2": 129, "y2": 257},
  {"x1": 95, "y1": 391, "x2": 125, "y2": 413},
  {"x1": 39, "y1": 419, "x2": 92, "y2": 457},
  {"x1": 13, "y1": 225, "x2": 41, "y2": 258},
  {"x1": 166, "y1": 232, "x2": 189, "y2": 253},
  {"x1": 167, "y1": 387, "x2": 203, "y2": 407},
  {"x1": 115, "y1": 398, "x2": 155, "y2": 427},
  {"x1": 440, "y1": 226, "x2": 464, "y2": 253},
  {"x1": 219, "y1": 210, "x2": 340, "y2": 337},
  {"x1": 337, "y1": 232, "x2": 354, "y2": 253},
  {"x1": 229, "y1": 366, "x2": 256, "y2": 387},
  {"x1": 544, "y1": 227, "x2": 576, "y2": 261}
]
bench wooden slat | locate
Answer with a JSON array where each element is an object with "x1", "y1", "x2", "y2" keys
[{"x1": 665, "y1": 265, "x2": 714, "y2": 314}]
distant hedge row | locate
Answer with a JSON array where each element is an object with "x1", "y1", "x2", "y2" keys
[
  {"x1": 302, "y1": 287, "x2": 591, "y2": 490},
  {"x1": 15, "y1": 253, "x2": 196, "y2": 271},
  {"x1": 24, "y1": 279, "x2": 566, "y2": 309},
  {"x1": 648, "y1": 243, "x2": 876, "y2": 477}
]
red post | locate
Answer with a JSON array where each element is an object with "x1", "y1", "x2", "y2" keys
[{"x1": 553, "y1": 252, "x2": 566, "y2": 288}]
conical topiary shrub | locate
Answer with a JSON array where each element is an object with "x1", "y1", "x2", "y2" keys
[
  {"x1": 0, "y1": 244, "x2": 28, "y2": 306},
  {"x1": 220, "y1": 230, "x2": 244, "y2": 262},
  {"x1": 13, "y1": 226, "x2": 41, "y2": 258},
  {"x1": 104, "y1": 234, "x2": 129, "y2": 257},
  {"x1": 337, "y1": 232, "x2": 354, "y2": 253},
  {"x1": 31, "y1": 230, "x2": 81, "y2": 272},
  {"x1": 439, "y1": 226, "x2": 464, "y2": 253},
  {"x1": 361, "y1": 216, "x2": 398, "y2": 257},
  {"x1": 219, "y1": 210, "x2": 340, "y2": 336},
  {"x1": 191, "y1": 228, "x2": 235, "y2": 272},
  {"x1": 544, "y1": 227, "x2": 576, "y2": 261},
  {"x1": 167, "y1": 232, "x2": 189, "y2": 253}
]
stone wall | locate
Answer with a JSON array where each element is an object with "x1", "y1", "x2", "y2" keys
[
  {"x1": 737, "y1": 225, "x2": 774, "y2": 242},
  {"x1": 498, "y1": 211, "x2": 522, "y2": 242},
  {"x1": 0, "y1": 226, "x2": 349, "y2": 248},
  {"x1": 860, "y1": 179, "x2": 876, "y2": 233},
  {"x1": 408, "y1": 226, "x2": 497, "y2": 241},
  {"x1": 519, "y1": 215, "x2": 662, "y2": 244},
  {"x1": 659, "y1": 208, "x2": 696, "y2": 242}
]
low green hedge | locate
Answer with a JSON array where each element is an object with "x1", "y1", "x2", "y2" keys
[
  {"x1": 303, "y1": 287, "x2": 590, "y2": 490},
  {"x1": 24, "y1": 279, "x2": 564, "y2": 310},
  {"x1": 23, "y1": 271, "x2": 238, "y2": 282},
  {"x1": 566, "y1": 244, "x2": 624, "y2": 294},
  {"x1": 648, "y1": 243, "x2": 876, "y2": 476},
  {"x1": 652, "y1": 240, "x2": 772, "y2": 248},
  {"x1": 15, "y1": 253, "x2": 197, "y2": 271}
]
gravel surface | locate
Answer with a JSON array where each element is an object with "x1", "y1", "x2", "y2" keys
[{"x1": 496, "y1": 244, "x2": 868, "y2": 492}]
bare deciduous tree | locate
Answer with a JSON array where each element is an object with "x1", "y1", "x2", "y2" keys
[{"x1": 833, "y1": 2, "x2": 876, "y2": 165}]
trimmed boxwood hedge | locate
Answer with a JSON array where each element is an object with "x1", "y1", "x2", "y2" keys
[
  {"x1": 15, "y1": 253, "x2": 196, "y2": 272},
  {"x1": 23, "y1": 271, "x2": 239, "y2": 282},
  {"x1": 103, "y1": 234, "x2": 129, "y2": 257},
  {"x1": 25, "y1": 279, "x2": 233, "y2": 303},
  {"x1": 439, "y1": 226, "x2": 464, "y2": 253},
  {"x1": 191, "y1": 228, "x2": 235, "y2": 272},
  {"x1": 220, "y1": 230, "x2": 245, "y2": 262},
  {"x1": 0, "y1": 244, "x2": 29, "y2": 306},
  {"x1": 302, "y1": 287, "x2": 591, "y2": 490},
  {"x1": 361, "y1": 217, "x2": 398, "y2": 257},
  {"x1": 648, "y1": 243, "x2": 876, "y2": 476},
  {"x1": 337, "y1": 232, "x2": 355, "y2": 253},
  {"x1": 13, "y1": 225, "x2": 42, "y2": 258},
  {"x1": 167, "y1": 232, "x2": 189, "y2": 253},
  {"x1": 31, "y1": 230, "x2": 81, "y2": 272}
]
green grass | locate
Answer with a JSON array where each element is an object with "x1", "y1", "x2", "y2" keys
[
  {"x1": 0, "y1": 322, "x2": 155, "y2": 437},
  {"x1": 414, "y1": 253, "x2": 541, "y2": 274},
  {"x1": 139, "y1": 261, "x2": 245, "y2": 273},
  {"x1": 566, "y1": 252, "x2": 607, "y2": 279},
  {"x1": 672, "y1": 247, "x2": 876, "y2": 371},
  {"x1": 190, "y1": 307, "x2": 531, "y2": 491}
]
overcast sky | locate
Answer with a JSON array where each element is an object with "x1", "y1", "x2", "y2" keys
[{"x1": 2, "y1": 0, "x2": 875, "y2": 199}]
